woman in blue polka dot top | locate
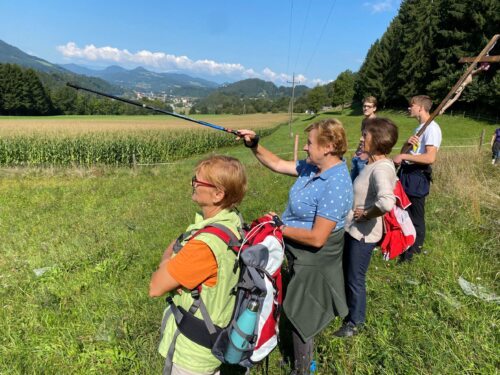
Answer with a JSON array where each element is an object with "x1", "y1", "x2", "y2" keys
[{"x1": 238, "y1": 119, "x2": 353, "y2": 373}]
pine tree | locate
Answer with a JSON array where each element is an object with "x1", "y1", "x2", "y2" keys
[
  {"x1": 356, "y1": 40, "x2": 386, "y2": 104},
  {"x1": 428, "y1": 0, "x2": 499, "y2": 113},
  {"x1": 0, "y1": 64, "x2": 25, "y2": 115},
  {"x1": 397, "y1": 0, "x2": 441, "y2": 101},
  {"x1": 23, "y1": 69, "x2": 54, "y2": 115}
]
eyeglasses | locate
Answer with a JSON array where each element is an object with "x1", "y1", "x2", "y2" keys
[
  {"x1": 363, "y1": 105, "x2": 374, "y2": 109},
  {"x1": 191, "y1": 176, "x2": 217, "y2": 188}
]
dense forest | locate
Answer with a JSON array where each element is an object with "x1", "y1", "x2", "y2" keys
[{"x1": 355, "y1": 0, "x2": 499, "y2": 112}]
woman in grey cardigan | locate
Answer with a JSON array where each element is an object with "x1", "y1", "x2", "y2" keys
[{"x1": 335, "y1": 118, "x2": 399, "y2": 337}]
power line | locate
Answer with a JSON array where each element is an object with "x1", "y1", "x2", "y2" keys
[
  {"x1": 293, "y1": 0, "x2": 312, "y2": 75},
  {"x1": 285, "y1": 0, "x2": 294, "y2": 77},
  {"x1": 302, "y1": 0, "x2": 337, "y2": 78}
]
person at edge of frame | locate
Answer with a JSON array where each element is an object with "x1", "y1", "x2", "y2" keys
[
  {"x1": 237, "y1": 119, "x2": 353, "y2": 374},
  {"x1": 350, "y1": 96, "x2": 378, "y2": 182},
  {"x1": 490, "y1": 127, "x2": 500, "y2": 165},
  {"x1": 393, "y1": 95, "x2": 442, "y2": 263}
]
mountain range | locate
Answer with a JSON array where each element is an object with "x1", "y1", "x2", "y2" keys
[
  {"x1": 0, "y1": 39, "x2": 309, "y2": 99},
  {"x1": 60, "y1": 64, "x2": 219, "y2": 97}
]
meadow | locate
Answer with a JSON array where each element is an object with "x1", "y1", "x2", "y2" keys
[{"x1": 0, "y1": 111, "x2": 498, "y2": 374}]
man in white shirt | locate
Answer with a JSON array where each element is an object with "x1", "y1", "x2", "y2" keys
[{"x1": 393, "y1": 95, "x2": 442, "y2": 262}]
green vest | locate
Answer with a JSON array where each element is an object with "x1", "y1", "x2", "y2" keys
[{"x1": 158, "y1": 209, "x2": 242, "y2": 373}]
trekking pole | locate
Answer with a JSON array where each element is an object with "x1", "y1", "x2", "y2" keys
[
  {"x1": 401, "y1": 34, "x2": 499, "y2": 154},
  {"x1": 66, "y1": 82, "x2": 241, "y2": 135}
]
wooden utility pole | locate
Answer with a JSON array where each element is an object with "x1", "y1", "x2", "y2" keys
[
  {"x1": 287, "y1": 73, "x2": 300, "y2": 138},
  {"x1": 401, "y1": 34, "x2": 499, "y2": 154},
  {"x1": 293, "y1": 134, "x2": 299, "y2": 161},
  {"x1": 479, "y1": 129, "x2": 485, "y2": 150}
]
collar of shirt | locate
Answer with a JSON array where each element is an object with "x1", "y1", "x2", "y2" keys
[{"x1": 308, "y1": 159, "x2": 347, "y2": 181}]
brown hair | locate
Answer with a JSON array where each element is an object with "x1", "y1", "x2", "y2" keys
[
  {"x1": 364, "y1": 118, "x2": 398, "y2": 155},
  {"x1": 410, "y1": 95, "x2": 433, "y2": 112},
  {"x1": 363, "y1": 96, "x2": 378, "y2": 107},
  {"x1": 195, "y1": 155, "x2": 247, "y2": 209},
  {"x1": 305, "y1": 118, "x2": 348, "y2": 157}
]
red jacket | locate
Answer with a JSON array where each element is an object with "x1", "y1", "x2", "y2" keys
[{"x1": 380, "y1": 181, "x2": 416, "y2": 260}]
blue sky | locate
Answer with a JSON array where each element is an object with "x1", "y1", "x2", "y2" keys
[{"x1": 0, "y1": 0, "x2": 401, "y2": 86}]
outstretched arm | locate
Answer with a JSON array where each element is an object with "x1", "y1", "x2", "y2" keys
[{"x1": 237, "y1": 129, "x2": 298, "y2": 176}]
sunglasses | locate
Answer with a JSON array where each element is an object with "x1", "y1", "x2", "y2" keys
[{"x1": 191, "y1": 176, "x2": 217, "y2": 188}]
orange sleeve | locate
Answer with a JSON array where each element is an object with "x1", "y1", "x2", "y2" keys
[{"x1": 166, "y1": 239, "x2": 218, "y2": 289}]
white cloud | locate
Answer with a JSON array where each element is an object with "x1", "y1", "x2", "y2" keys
[
  {"x1": 363, "y1": 0, "x2": 397, "y2": 13},
  {"x1": 57, "y1": 42, "x2": 322, "y2": 86}
]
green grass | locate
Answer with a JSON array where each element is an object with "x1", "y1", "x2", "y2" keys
[{"x1": 0, "y1": 112, "x2": 498, "y2": 374}]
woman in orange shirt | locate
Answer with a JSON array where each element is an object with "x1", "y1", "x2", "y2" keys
[{"x1": 149, "y1": 155, "x2": 247, "y2": 375}]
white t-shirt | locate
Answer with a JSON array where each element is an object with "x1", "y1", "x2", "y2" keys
[{"x1": 411, "y1": 120, "x2": 442, "y2": 155}]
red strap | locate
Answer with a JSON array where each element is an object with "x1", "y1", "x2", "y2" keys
[{"x1": 191, "y1": 226, "x2": 241, "y2": 253}]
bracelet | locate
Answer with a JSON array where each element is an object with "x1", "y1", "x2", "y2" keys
[{"x1": 244, "y1": 135, "x2": 260, "y2": 149}]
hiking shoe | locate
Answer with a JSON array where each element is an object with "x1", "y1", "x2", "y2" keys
[{"x1": 333, "y1": 322, "x2": 359, "y2": 337}]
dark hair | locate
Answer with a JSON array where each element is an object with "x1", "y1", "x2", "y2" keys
[
  {"x1": 364, "y1": 118, "x2": 398, "y2": 155},
  {"x1": 305, "y1": 118, "x2": 348, "y2": 157}
]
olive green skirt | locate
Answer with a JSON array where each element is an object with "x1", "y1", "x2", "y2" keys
[{"x1": 283, "y1": 229, "x2": 348, "y2": 341}]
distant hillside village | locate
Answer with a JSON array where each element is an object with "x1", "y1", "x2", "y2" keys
[{"x1": 134, "y1": 91, "x2": 194, "y2": 112}]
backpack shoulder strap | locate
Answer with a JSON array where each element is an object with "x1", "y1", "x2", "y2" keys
[
  {"x1": 193, "y1": 224, "x2": 242, "y2": 252},
  {"x1": 172, "y1": 224, "x2": 242, "y2": 254}
]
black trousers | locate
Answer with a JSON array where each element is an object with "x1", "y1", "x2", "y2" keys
[
  {"x1": 292, "y1": 328, "x2": 313, "y2": 374},
  {"x1": 400, "y1": 195, "x2": 426, "y2": 261}
]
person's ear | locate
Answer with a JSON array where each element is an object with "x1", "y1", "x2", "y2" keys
[
  {"x1": 324, "y1": 143, "x2": 334, "y2": 155},
  {"x1": 212, "y1": 189, "x2": 225, "y2": 205}
]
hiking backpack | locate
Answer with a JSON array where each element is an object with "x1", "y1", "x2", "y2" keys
[
  {"x1": 163, "y1": 214, "x2": 285, "y2": 371},
  {"x1": 380, "y1": 180, "x2": 416, "y2": 260}
]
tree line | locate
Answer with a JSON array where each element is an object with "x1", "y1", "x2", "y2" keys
[
  {"x1": 0, "y1": 64, "x2": 174, "y2": 116},
  {"x1": 355, "y1": 0, "x2": 499, "y2": 113},
  {"x1": 296, "y1": 0, "x2": 499, "y2": 115}
]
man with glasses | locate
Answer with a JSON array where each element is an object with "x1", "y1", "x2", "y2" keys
[
  {"x1": 350, "y1": 96, "x2": 378, "y2": 181},
  {"x1": 393, "y1": 95, "x2": 442, "y2": 263}
]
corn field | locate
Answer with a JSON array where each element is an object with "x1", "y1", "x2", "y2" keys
[{"x1": 0, "y1": 127, "x2": 277, "y2": 166}]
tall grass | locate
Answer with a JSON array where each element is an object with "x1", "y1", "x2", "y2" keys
[{"x1": 0, "y1": 113, "x2": 498, "y2": 374}]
